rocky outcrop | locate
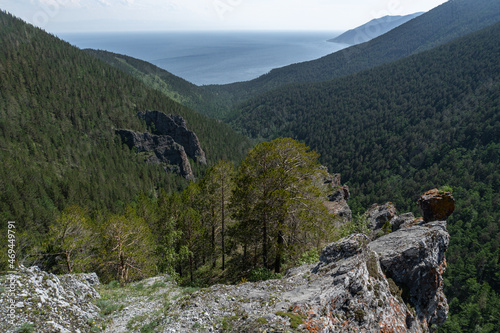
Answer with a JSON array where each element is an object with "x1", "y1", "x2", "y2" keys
[
  {"x1": 0, "y1": 266, "x2": 100, "y2": 333},
  {"x1": 138, "y1": 110, "x2": 207, "y2": 165},
  {"x1": 369, "y1": 221, "x2": 450, "y2": 329},
  {"x1": 116, "y1": 129, "x2": 194, "y2": 180},
  {"x1": 155, "y1": 216, "x2": 449, "y2": 332},
  {"x1": 117, "y1": 111, "x2": 206, "y2": 180},
  {"x1": 418, "y1": 189, "x2": 455, "y2": 222},
  {"x1": 365, "y1": 202, "x2": 398, "y2": 231},
  {"x1": 324, "y1": 173, "x2": 352, "y2": 221},
  {"x1": 4, "y1": 190, "x2": 451, "y2": 332}
]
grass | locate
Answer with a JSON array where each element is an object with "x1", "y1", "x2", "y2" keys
[{"x1": 275, "y1": 311, "x2": 306, "y2": 329}]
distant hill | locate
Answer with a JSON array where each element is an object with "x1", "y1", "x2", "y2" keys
[
  {"x1": 328, "y1": 13, "x2": 423, "y2": 45},
  {"x1": 205, "y1": 0, "x2": 500, "y2": 113},
  {"x1": 0, "y1": 10, "x2": 253, "y2": 231}
]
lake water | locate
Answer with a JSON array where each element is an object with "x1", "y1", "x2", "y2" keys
[{"x1": 58, "y1": 31, "x2": 347, "y2": 85}]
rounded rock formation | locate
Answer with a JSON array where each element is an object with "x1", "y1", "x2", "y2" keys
[{"x1": 417, "y1": 189, "x2": 455, "y2": 222}]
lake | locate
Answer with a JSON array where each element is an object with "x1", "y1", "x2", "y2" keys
[{"x1": 58, "y1": 31, "x2": 348, "y2": 85}]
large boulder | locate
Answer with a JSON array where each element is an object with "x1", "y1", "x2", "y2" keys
[{"x1": 417, "y1": 189, "x2": 455, "y2": 222}]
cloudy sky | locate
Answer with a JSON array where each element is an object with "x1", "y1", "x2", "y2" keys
[{"x1": 1, "y1": 0, "x2": 448, "y2": 32}]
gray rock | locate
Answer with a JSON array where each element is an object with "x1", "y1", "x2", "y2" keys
[
  {"x1": 369, "y1": 221, "x2": 449, "y2": 329},
  {"x1": 365, "y1": 202, "x2": 397, "y2": 231},
  {"x1": 158, "y1": 220, "x2": 449, "y2": 332},
  {"x1": 325, "y1": 184, "x2": 352, "y2": 221},
  {"x1": 0, "y1": 266, "x2": 101, "y2": 333},
  {"x1": 391, "y1": 212, "x2": 416, "y2": 231},
  {"x1": 138, "y1": 110, "x2": 207, "y2": 165},
  {"x1": 116, "y1": 129, "x2": 194, "y2": 180}
]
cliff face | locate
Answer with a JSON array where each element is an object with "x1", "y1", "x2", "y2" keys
[
  {"x1": 116, "y1": 129, "x2": 194, "y2": 180},
  {"x1": 138, "y1": 110, "x2": 207, "y2": 165},
  {"x1": 116, "y1": 111, "x2": 206, "y2": 180}
]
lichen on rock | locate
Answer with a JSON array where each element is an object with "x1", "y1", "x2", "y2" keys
[{"x1": 0, "y1": 266, "x2": 101, "y2": 333}]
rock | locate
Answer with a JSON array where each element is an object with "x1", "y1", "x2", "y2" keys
[
  {"x1": 365, "y1": 202, "x2": 397, "y2": 231},
  {"x1": 369, "y1": 221, "x2": 450, "y2": 329},
  {"x1": 417, "y1": 189, "x2": 455, "y2": 222},
  {"x1": 157, "y1": 218, "x2": 449, "y2": 332},
  {"x1": 391, "y1": 212, "x2": 416, "y2": 231},
  {"x1": 0, "y1": 266, "x2": 101, "y2": 333},
  {"x1": 138, "y1": 110, "x2": 207, "y2": 165},
  {"x1": 116, "y1": 129, "x2": 194, "y2": 180},
  {"x1": 324, "y1": 173, "x2": 352, "y2": 221}
]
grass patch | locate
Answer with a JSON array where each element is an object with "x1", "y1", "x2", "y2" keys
[
  {"x1": 275, "y1": 311, "x2": 305, "y2": 329},
  {"x1": 15, "y1": 323, "x2": 34, "y2": 333},
  {"x1": 95, "y1": 298, "x2": 124, "y2": 316}
]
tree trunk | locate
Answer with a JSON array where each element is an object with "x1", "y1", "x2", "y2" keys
[
  {"x1": 221, "y1": 183, "x2": 225, "y2": 271},
  {"x1": 263, "y1": 215, "x2": 268, "y2": 268},
  {"x1": 211, "y1": 208, "x2": 216, "y2": 269},
  {"x1": 65, "y1": 250, "x2": 72, "y2": 273},
  {"x1": 274, "y1": 232, "x2": 284, "y2": 273},
  {"x1": 189, "y1": 253, "x2": 194, "y2": 283}
]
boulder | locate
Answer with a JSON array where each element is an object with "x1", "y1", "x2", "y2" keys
[
  {"x1": 417, "y1": 189, "x2": 455, "y2": 222},
  {"x1": 391, "y1": 212, "x2": 416, "y2": 231},
  {"x1": 138, "y1": 111, "x2": 207, "y2": 165}
]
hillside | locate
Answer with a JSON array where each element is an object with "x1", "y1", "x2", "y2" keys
[
  {"x1": 232, "y1": 21, "x2": 500, "y2": 332},
  {"x1": 83, "y1": 49, "x2": 228, "y2": 118},
  {"x1": 205, "y1": 0, "x2": 500, "y2": 111},
  {"x1": 0, "y1": 10, "x2": 252, "y2": 236},
  {"x1": 328, "y1": 13, "x2": 423, "y2": 45}
]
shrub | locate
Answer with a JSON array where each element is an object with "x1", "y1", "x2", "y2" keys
[{"x1": 248, "y1": 267, "x2": 282, "y2": 282}]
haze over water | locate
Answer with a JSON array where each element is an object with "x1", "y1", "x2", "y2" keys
[{"x1": 59, "y1": 31, "x2": 347, "y2": 85}]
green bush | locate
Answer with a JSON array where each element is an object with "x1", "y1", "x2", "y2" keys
[{"x1": 248, "y1": 267, "x2": 282, "y2": 282}]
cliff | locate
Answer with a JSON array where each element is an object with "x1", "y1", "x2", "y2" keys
[
  {"x1": 1, "y1": 190, "x2": 452, "y2": 332},
  {"x1": 116, "y1": 111, "x2": 206, "y2": 180}
]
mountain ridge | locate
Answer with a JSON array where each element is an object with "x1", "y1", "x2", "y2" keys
[
  {"x1": 328, "y1": 12, "x2": 423, "y2": 45},
  {"x1": 203, "y1": 0, "x2": 500, "y2": 113}
]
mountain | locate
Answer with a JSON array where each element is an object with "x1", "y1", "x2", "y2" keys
[
  {"x1": 0, "y1": 10, "x2": 252, "y2": 234},
  {"x1": 204, "y1": 0, "x2": 500, "y2": 113},
  {"x1": 84, "y1": 49, "x2": 229, "y2": 118},
  {"x1": 231, "y1": 21, "x2": 500, "y2": 332},
  {"x1": 328, "y1": 13, "x2": 423, "y2": 45}
]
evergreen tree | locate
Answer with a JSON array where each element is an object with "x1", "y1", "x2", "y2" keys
[{"x1": 232, "y1": 138, "x2": 330, "y2": 273}]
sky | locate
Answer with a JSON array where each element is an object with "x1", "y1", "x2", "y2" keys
[{"x1": 1, "y1": 0, "x2": 449, "y2": 33}]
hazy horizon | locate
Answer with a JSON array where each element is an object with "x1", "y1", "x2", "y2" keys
[{"x1": 1, "y1": 0, "x2": 448, "y2": 34}]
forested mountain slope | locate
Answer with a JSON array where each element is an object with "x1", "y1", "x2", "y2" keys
[
  {"x1": 0, "y1": 10, "x2": 252, "y2": 233},
  {"x1": 232, "y1": 22, "x2": 500, "y2": 332},
  {"x1": 205, "y1": 0, "x2": 500, "y2": 110},
  {"x1": 83, "y1": 49, "x2": 226, "y2": 118}
]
